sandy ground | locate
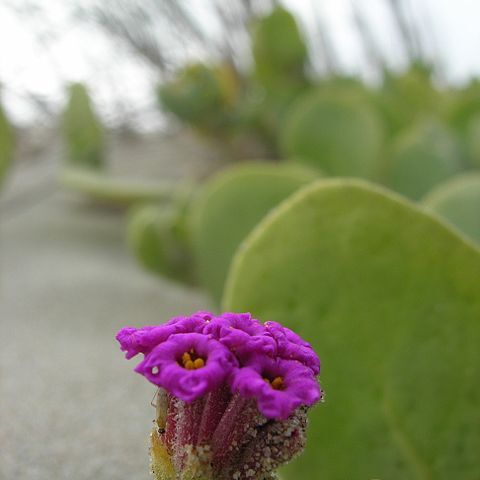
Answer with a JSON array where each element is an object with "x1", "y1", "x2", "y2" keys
[{"x1": 0, "y1": 131, "x2": 215, "y2": 479}]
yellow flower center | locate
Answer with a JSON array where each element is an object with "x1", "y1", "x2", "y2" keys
[
  {"x1": 180, "y1": 350, "x2": 205, "y2": 370},
  {"x1": 264, "y1": 376, "x2": 284, "y2": 390}
]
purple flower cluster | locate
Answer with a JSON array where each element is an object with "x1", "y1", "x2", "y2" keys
[
  {"x1": 117, "y1": 311, "x2": 322, "y2": 480},
  {"x1": 117, "y1": 311, "x2": 321, "y2": 420}
]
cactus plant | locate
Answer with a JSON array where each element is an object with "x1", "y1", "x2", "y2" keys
[
  {"x1": 189, "y1": 162, "x2": 320, "y2": 303},
  {"x1": 62, "y1": 83, "x2": 104, "y2": 169},
  {"x1": 127, "y1": 202, "x2": 195, "y2": 284},
  {"x1": 158, "y1": 63, "x2": 238, "y2": 135},
  {"x1": 0, "y1": 98, "x2": 14, "y2": 187},
  {"x1": 224, "y1": 179, "x2": 480, "y2": 480},
  {"x1": 252, "y1": 6, "x2": 308, "y2": 90},
  {"x1": 387, "y1": 120, "x2": 463, "y2": 200},
  {"x1": 59, "y1": 168, "x2": 177, "y2": 207},
  {"x1": 465, "y1": 113, "x2": 480, "y2": 168},
  {"x1": 249, "y1": 6, "x2": 310, "y2": 152},
  {"x1": 281, "y1": 89, "x2": 384, "y2": 179},
  {"x1": 447, "y1": 79, "x2": 480, "y2": 137},
  {"x1": 378, "y1": 64, "x2": 442, "y2": 135},
  {"x1": 423, "y1": 173, "x2": 480, "y2": 244}
]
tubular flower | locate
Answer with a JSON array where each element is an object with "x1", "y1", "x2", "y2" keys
[
  {"x1": 264, "y1": 321, "x2": 320, "y2": 375},
  {"x1": 116, "y1": 312, "x2": 323, "y2": 480}
]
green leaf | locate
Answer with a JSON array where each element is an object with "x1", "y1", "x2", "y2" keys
[
  {"x1": 423, "y1": 173, "x2": 480, "y2": 244},
  {"x1": 447, "y1": 79, "x2": 480, "y2": 136},
  {"x1": 224, "y1": 179, "x2": 480, "y2": 479},
  {"x1": 158, "y1": 63, "x2": 232, "y2": 135},
  {"x1": 387, "y1": 120, "x2": 464, "y2": 200},
  {"x1": 126, "y1": 203, "x2": 194, "y2": 284},
  {"x1": 59, "y1": 168, "x2": 177, "y2": 207},
  {"x1": 0, "y1": 98, "x2": 15, "y2": 188},
  {"x1": 252, "y1": 6, "x2": 308, "y2": 87},
  {"x1": 378, "y1": 65, "x2": 442, "y2": 135},
  {"x1": 248, "y1": 7, "x2": 310, "y2": 153},
  {"x1": 281, "y1": 90, "x2": 384, "y2": 179},
  {"x1": 189, "y1": 162, "x2": 320, "y2": 303},
  {"x1": 465, "y1": 113, "x2": 480, "y2": 168},
  {"x1": 62, "y1": 83, "x2": 104, "y2": 170}
]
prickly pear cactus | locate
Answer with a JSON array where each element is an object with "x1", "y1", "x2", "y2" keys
[
  {"x1": 447, "y1": 79, "x2": 480, "y2": 138},
  {"x1": 62, "y1": 83, "x2": 104, "y2": 170},
  {"x1": 378, "y1": 64, "x2": 442, "y2": 135},
  {"x1": 249, "y1": 7, "x2": 310, "y2": 151},
  {"x1": 387, "y1": 120, "x2": 463, "y2": 200},
  {"x1": 465, "y1": 113, "x2": 480, "y2": 168},
  {"x1": 158, "y1": 63, "x2": 237, "y2": 135},
  {"x1": 0, "y1": 97, "x2": 14, "y2": 187},
  {"x1": 423, "y1": 173, "x2": 480, "y2": 244},
  {"x1": 127, "y1": 203, "x2": 195, "y2": 285},
  {"x1": 59, "y1": 169, "x2": 176, "y2": 207},
  {"x1": 224, "y1": 179, "x2": 480, "y2": 480},
  {"x1": 281, "y1": 89, "x2": 384, "y2": 179},
  {"x1": 252, "y1": 6, "x2": 307, "y2": 89},
  {"x1": 189, "y1": 162, "x2": 320, "y2": 303}
]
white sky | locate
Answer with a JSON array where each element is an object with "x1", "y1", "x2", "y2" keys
[{"x1": 1, "y1": 0, "x2": 480, "y2": 127}]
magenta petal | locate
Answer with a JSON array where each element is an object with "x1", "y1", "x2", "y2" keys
[
  {"x1": 116, "y1": 312, "x2": 216, "y2": 359},
  {"x1": 231, "y1": 356, "x2": 321, "y2": 420},
  {"x1": 136, "y1": 333, "x2": 238, "y2": 402},
  {"x1": 116, "y1": 324, "x2": 179, "y2": 359},
  {"x1": 204, "y1": 312, "x2": 277, "y2": 359},
  {"x1": 265, "y1": 321, "x2": 320, "y2": 375}
]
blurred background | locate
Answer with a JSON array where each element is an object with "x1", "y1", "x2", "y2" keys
[{"x1": 2, "y1": 1, "x2": 480, "y2": 479}]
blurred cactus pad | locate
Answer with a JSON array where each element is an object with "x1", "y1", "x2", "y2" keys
[
  {"x1": 465, "y1": 113, "x2": 480, "y2": 168},
  {"x1": 378, "y1": 65, "x2": 443, "y2": 134},
  {"x1": 59, "y1": 168, "x2": 177, "y2": 207},
  {"x1": 387, "y1": 120, "x2": 464, "y2": 200},
  {"x1": 281, "y1": 89, "x2": 384, "y2": 178},
  {"x1": 158, "y1": 63, "x2": 239, "y2": 135},
  {"x1": 447, "y1": 79, "x2": 480, "y2": 137},
  {"x1": 0, "y1": 98, "x2": 14, "y2": 187},
  {"x1": 127, "y1": 202, "x2": 194, "y2": 284},
  {"x1": 149, "y1": 5, "x2": 480, "y2": 206},
  {"x1": 62, "y1": 83, "x2": 104, "y2": 169},
  {"x1": 224, "y1": 179, "x2": 480, "y2": 479},
  {"x1": 252, "y1": 6, "x2": 307, "y2": 87},
  {"x1": 189, "y1": 162, "x2": 320, "y2": 303},
  {"x1": 423, "y1": 173, "x2": 480, "y2": 244}
]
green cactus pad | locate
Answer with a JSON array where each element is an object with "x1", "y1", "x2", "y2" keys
[
  {"x1": 158, "y1": 64, "x2": 230, "y2": 133},
  {"x1": 252, "y1": 6, "x2": 307, "y2": 86},
  {"x1": 127, "y1": 203, "x2": 194, "y2": 284},
  {"x1": 423, "y1": 173, "x2": 480, "y2": 244},
  {"x1": 281, "y1": 90, "x2": 384, "y2": 179},
  {"x1": 62, "y1": 83, "x2": 104, "y2": 170},
  {"x1": 378, "y1": 65, "x2": 442, "y2": 135},
  {"x1": 0, "y1": 99, "x2": 14, "y2": 187},
  {"x1": 387, "y1": 120, "x2": 463, "y2": 200},
  {"x1": 447, "y1": 79, "x2": 480, "y2": 136},
  {"x1": 224, "y1": 179, "x2": 480, "y2": 480},
  {"x1": 59, "y1": 168, "x2": 177, "y2": 207},
  {"x1": 247, "y1": 6, "x2": 311, "y2": 153},
  {"x1": 189, "y1": 162, "x2": 320, "y2": 303},
  {"x1": 465, "y1": 113, "x2": 480, "y2": 168}
]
